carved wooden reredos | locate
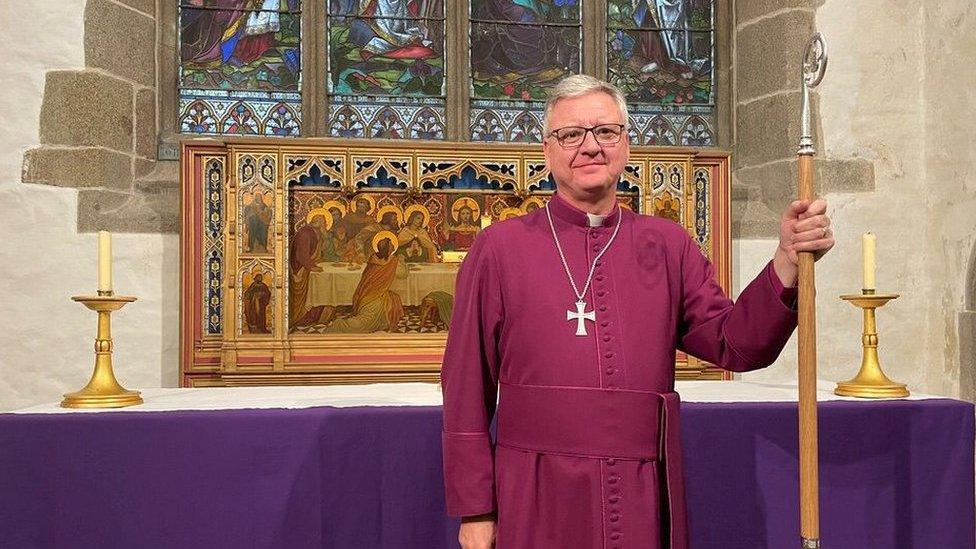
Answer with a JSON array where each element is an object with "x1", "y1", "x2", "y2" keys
[{"x1": 180, "y1": 139, "x2": 732, "y2": 387}]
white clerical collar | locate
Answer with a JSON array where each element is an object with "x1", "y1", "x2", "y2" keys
[{"x1": 586, "y1": 212, "x2": 606, "y2": 227}]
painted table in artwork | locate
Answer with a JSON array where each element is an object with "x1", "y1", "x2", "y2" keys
[
  {"x1": 1, "y1": 381, "x2": 972, "y2": 549},
  {"x1": 307, "y1": 261, "x2": 459, "y2": 307}
]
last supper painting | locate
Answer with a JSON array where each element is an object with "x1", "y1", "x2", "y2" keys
[{"x1": 288, "y1": 192, "x2": 487, "y2": 335}]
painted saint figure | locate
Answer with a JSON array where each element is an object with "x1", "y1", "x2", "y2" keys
[
  {"x1": 397, "y1": 207, "x2": 440, "y2": 259},
  {"x1": 399, "y1": 236, "x2": 431, "y2": 263},
  {"x1": 325, "y1": 231, "x2": 408, "y2": 333},
  {"x1": 242, "y1": 272, "x2": 271, "y2": 333},
  {"x1": 289, "y1": 213, "x2": 337, "y2": 328},
  {"x1": 243, "y1": 190, "x2": 272, "y2": 253},
  {"x1": 339, "y1": 197, "x2": 376, "y2": 242},
  {"x1": 440, "y1": 198, "x2": 481, "y2": 251}
]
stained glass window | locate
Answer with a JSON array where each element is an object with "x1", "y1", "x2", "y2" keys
[
  {"x1": 607, "y1": 0, "x2": 714, "y2": 146},
  {"x1": 469, "y1": 0, "x2": 582, "y2": 142},
  {"x1": 179, "y1": 0, "x2": 303, "y2": 136},
  {"x1": 327, "y1": 0, "x2": 447, "y2": 139}
]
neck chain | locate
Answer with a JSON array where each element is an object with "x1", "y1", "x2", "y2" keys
[{"x1": 545, "y1": 200, "x2": 623, "y2": 336}]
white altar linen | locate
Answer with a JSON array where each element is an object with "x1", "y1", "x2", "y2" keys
[{"x1": 10, "y1": 380, "x2": 944, "y2": 414}]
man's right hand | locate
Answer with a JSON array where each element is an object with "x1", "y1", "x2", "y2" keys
[{"x1": 458, "y1": 514, "x2": 496, "y2": 549}]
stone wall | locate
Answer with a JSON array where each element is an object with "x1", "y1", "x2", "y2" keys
[
  {"x1": 730, "y1": 0, "x2": 875, "y2": 238},
  {"x1": 962, "y1": 240, "x2": 976, "y2": 400},
  {"x1": 928, "y1": 2, "x2": 976, "y2": 401},
  {"x1": 0, "y1": 0, "x2": 178, "y2": 411},
  {"x1": 21, "y1": 0, "x2": 179, "y2": 233},
  {"x1": 737, "y1": 0, "x2": 976, "y2": 400}
]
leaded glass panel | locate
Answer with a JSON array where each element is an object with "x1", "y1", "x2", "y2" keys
[
  {"x1": 179, "y1": 0, "x2": 302, "y2": 136},
  {"x1": 607, "y1": 0, "x2": 715, "y2": 146},
  {"x1": 469, "y1": 0, "x2": 581, "y2": 142},
  {"x1": 327, "y1": 0, "x2": 447, "y2": 139}
]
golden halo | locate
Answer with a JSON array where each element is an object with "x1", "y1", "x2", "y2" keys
[
  {"x1": 351, "y1": 194, "x2": 377, "y2": 214},
  {"x1": 371, "y1": 230, "x2": 399, "y2": 254},
  {"x1": 403, "y1": 204, "x2": 431, "y2": 227},
  {"x1": 322, "y1": 199, "x2": 348, "y2": 217},
  {"x1": 451, "y1": 197, "x2": 481, "y2": 223},
  {"x1": 375, "y1": 204, "x2": 404, "y2": 226},
  {"x1": 499, "y1": 207, "x2": 522, "y2": 221},
  {"x1": 306, "y1": 207, "x2": 335, "y2": 230},
  {"x1": 520, "y1": 196, "x2": 545, "y2": 213}
]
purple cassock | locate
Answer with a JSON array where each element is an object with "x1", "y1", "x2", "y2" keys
[{"x1": 441, "y1": 191, "x2": 799, "y2": 549}]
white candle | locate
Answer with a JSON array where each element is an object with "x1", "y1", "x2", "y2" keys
[
  {"x1": 98, "y1": 231, "x2": 112, "y2": 293},
  {"x1": 862, "y1": 232, "x2": 876, "y2": 290}
]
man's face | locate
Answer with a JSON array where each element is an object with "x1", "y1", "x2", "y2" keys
[
  {"x1": 542, "y1": 91, "x2": 629, "y2": 201},
  {"x1": 409, "y1": 212, "x2": 423, "y2": 228},
  {"x1": 459, "y1": 207, "x2": 472, "y2": 224},
  {"x1": 356, "y1": 200, "x2": 369, "y2": 214}
]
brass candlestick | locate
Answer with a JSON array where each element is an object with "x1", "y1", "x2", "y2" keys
[
  {"x1": 834, "y1": 290, "x2": 909, "y2": 398},
  {"x1": 61, "y1": 292, "x2": 143, "y2": 408}
]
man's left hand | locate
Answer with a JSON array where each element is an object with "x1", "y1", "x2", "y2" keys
[{"x1": 773, "y1": 198, "x2": 835, "y2": 287}]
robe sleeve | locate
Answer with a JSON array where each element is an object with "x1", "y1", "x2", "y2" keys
[
  {"x1": 676, "y1": 229, "x2": 798, "y2": 372},
  {"x1": 440, "y1": 229, "x2": 503, "y2": 517}
]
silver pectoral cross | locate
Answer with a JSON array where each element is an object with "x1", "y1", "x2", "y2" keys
[{"x1": 567, "y1": 300, "x2": 596, "y2": 336}]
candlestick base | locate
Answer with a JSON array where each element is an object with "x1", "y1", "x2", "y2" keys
[
  {"x1": 61, "y1": 295, "x2": 143, "y2": 409},
  {"x1": 834, "y1": 293, "x2": 909, "y2": 399}
]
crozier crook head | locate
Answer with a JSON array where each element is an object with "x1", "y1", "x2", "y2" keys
[
  {"x1": 803, "y1": 33, "x2": 828, "y2": 89},
  {"x1": 799, "y1": 33, "x2": 828, "y2": 155}
]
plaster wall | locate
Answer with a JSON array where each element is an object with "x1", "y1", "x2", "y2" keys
[{"x1": 0, "y1": 1, "x2": 179, "y2": 411}]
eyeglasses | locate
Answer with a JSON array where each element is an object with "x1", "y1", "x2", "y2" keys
[{"x1": 547, "y1": 124, "x2": 627, "y2": 148}]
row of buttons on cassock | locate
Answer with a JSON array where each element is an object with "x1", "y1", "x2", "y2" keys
[
  {"x1": 606, "y1": 458, "x2": 623, "y2": 544},
  {"x1": 590, "y1": 230, "x2": 617, "y2": 389}
]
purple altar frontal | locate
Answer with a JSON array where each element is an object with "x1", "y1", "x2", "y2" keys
[{"x1": 0, "y1": 387, "x2": 972, "y2": 549}]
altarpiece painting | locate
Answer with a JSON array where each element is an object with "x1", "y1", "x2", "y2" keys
[{"x1": 180, "y1": 140, "x2": 732, "y2": 386}]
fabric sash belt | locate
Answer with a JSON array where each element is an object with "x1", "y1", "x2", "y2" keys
[{"x1": 496, "y1": 381, "x2": 689, "y2": 549}]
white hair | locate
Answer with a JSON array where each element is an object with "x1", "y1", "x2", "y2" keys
[{"x1": 542, "y1": 75, "x2": 629, "y2": 137}]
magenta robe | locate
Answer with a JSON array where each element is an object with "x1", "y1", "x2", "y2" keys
[{"x1": 441, "y1": 192, "x2": 798, "y2": 548}]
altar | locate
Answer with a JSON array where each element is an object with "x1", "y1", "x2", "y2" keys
[{"x1": 1, "y1": 380, "x2": 971, "y2": 548}]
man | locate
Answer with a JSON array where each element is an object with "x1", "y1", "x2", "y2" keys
[
  {"x1": 289, "y1": 215, "x2": 336, "y2": 328},
  {"x1": 441, "y1": 201, "x2": 481, "y2": 251},
  {"x1": 400, "y1": 236, "x2": 432, "y2": 263},
  {"x1": 325, "y1": 232, "x2": 408, "y2": 333},
  {"x1": 398, "y1": 209, "x2": 441, "y2": 259},
  {"x1": 440, "y1": 75, "x2": 834, "y2": 549},
  {"x1": 339, "y1": 197, "x2": 375, "y2": 241}
]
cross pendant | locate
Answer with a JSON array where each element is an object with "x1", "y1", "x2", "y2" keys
[{"x1": 567, "y1": 300, "x2": 596, "y2": 336}]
